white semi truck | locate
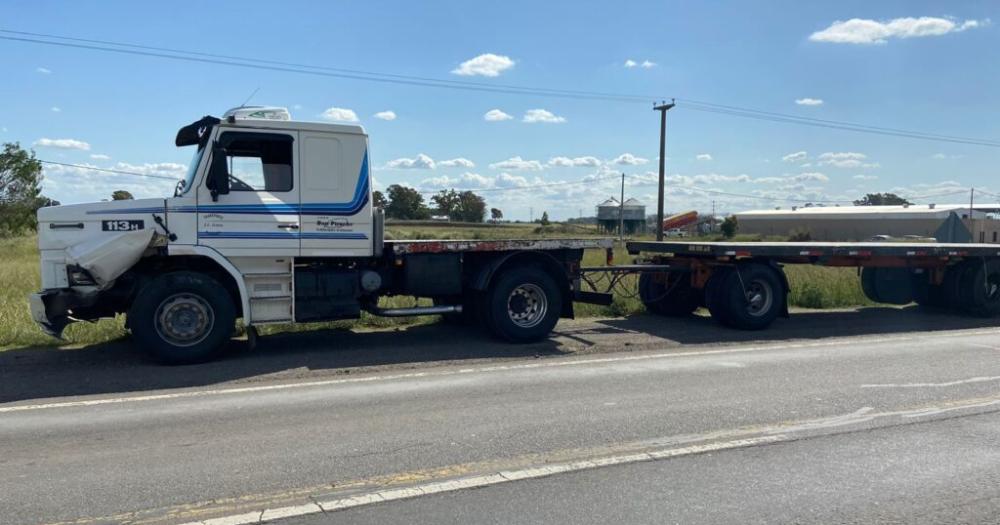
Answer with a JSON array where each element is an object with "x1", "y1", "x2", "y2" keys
[{"x1": 30, "y1": 107, "x2": 612, "y2": 363}]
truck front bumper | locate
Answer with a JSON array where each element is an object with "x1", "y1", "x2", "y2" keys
[{"x1": 29, "y1": 290, "x2": 73, "y2": 339}]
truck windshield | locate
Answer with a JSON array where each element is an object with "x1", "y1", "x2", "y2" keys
[{"x1": 180, "y1": 145, "x2": 205, "y2": 195}]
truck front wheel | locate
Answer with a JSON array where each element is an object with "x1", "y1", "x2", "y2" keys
[
  {"x1": 485, "y1": 266, "x2": 562, "y2": 343},
  {"x1": 128, "y1": 271, "x2": 236, "y2": 364}
]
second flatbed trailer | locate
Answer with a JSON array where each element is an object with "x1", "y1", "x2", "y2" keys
[{"x1": 623, "y1": 241, "x2": 1000, "y2": 330}]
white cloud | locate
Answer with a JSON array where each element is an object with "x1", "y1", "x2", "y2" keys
[
  {"x1": 90, "y1": 154, "x2": 111, "y2": 160},
  {"x1": 373, "y1": 110, "x2": 397, "y2": 121},
  {"x1": 548, "y1": 156, "x2": 601, "y2": 168},
  {"x1": 489, "y1": 156, "x2": 543, "y2": 171},
  {"x1": 439, "y1": 158, "x2": 476, "y2": 168},
  {"x1": 641, "y1": 60, "x2": 656, "y2": 68},
  {"x1": 931, "y1": 153, "x2": 947, "y2": 160},
  {"x1": 523, "y1": 109, "x2": 566, "y2": 124},
  {"x1": 483, "y1": 109, "x2": 513, "y2": 122},
  {"x1": 696, "y1": 153, "x2": 713, "y2": 161},
  {"x1": 496, "y1": 172, "x2": 531, "y2": 187},
  {"x1": 321, "y1": 107, "x2": 359, "y2": 122},
  {"x1": 36, "y1": 67, "x2": 51, "y2": 74},
  {"x1": 451, "y1": 53, "x2": 515, "y2": 77},
  {"x1": 782, "y1": 151, "x2": 808, "y2": 163},
  {"x1": 385, "y1": 153, "x2": 436, "y2": 170},
  {"x1": 795, "y1": 98, "x2": 824, "y2": 106},
  {"x1": 809, "y1": 17, "x2": 986, "y2": 45},
  {"x1": 853, "y1": 174, "x2": 879, "y2": 181},
  {"x1": 33, "y1": 138, "x2": 90, "y2": 151},
  {"x1": 51, "y1": 107, "x2": 61, "y2": 113},
  {"x1": 792, "y1": 172, "x2": 830, "y2": 183},
  {"x1": 624, "y1": 59, "x2": 638, "y2": 68},
  {"x1": 818, "y1": 151, "x2": 878, "y2": 169},
  {"x1": 612, "y1": 153, "x2": 649, "y2": 165}
]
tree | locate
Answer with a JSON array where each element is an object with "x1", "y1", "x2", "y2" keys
[
  {"x1": 431, "y1": 189, "x2": 461, "y2": 218},
  {"x1": 539, "y1": 211, "x2": 550, "y2": 226},
  {"x1": 111, "y1": 190, "x2": 134, "y2": 200},
  {"x1": 853, "y1": 193, "x2": 912, "y2": 206},
  {"x1": 453, "y1": 191, "x2": 486, "y2": 223},
  {"x1": 372, "y1": 190, "x2": 387, "y2": 209},
  {"x1": 384, "y1": 184, "x2": 430, "y2": 220},
  {"x1": 0, "y1": 142, "x2": 58, "y2": 235},
  {"x1": 490, "y1": 208, "x2": 503, "y2": 223},
  {"x1": 720, "y1": 215, "x2": 738, "y2": 238}
]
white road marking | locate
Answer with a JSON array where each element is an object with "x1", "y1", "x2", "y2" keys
[
  {"x1": 178, "y1": 435, "x2": 786, "y2": 525},
  {"x1": 4, "y1": 328, "x2": 998, "y2": 414},
  {"x1": 861, "y1": 376, "x2": 1000, "y2": 389}
]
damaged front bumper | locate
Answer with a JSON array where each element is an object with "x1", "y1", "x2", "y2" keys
[{"x1": 29, "y1": 288, "x2": 98, "y2": 339}]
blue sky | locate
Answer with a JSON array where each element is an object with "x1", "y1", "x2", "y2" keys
[{"x1": 2, "y1": 0, "x2": 998, "y2": 220}]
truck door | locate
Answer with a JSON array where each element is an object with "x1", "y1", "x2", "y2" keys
[
  {"x1": 197, "y1": 130, "x2": 300, "y2": 256},
  {"x1": 298, "y1": 131, "x2": 373, "y2": 257}
]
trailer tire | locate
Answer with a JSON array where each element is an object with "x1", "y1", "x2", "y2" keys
[
  {"x1": 705, "y1": 268, "x2": 735, "y2": 327},
  {"x1": 128, "y1": 271, "x2": 236, "y2": 365},
  {"x1": 484, "y1": 266, "x2": 562, "y2": 343},
  {"x1": 943, "y1": 262, "x2": 975, "y2": 311},
  {"x1": 911, "y1": 273, "x2": 947, "y2": 309},
  {"x1": 962, "y1": 260, "x2": 1000, "y2": 317},
  {"x1": 638, "y1": 272, "x2": 700, "y2": 316},
  {"x1": 711, "y1": 264, "x2": 785, "y2": 330}
]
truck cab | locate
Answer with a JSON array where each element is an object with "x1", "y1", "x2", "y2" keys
[{"x1": 30, "y1": 106, "x2": 609, "y2": 363}]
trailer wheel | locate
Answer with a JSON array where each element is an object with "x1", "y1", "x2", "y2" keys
[
  {"x1": 638, "y1": 272, "x2": 700, "y2": 316},
  {"x1": 128, "y1": 271, "x2": 236, "y2": 364},
  {"x1": 710, "y1": 264, "x2": 784, "y2": 330},
  {"x1": 705, "y1": 268, "x2": 735, "y2": 326},
  {"x1": 962, "y1": 260, "x2": 1000, "y2": 317},
  {"x1": 485, "y1": 266, "x2": 562, "y2": 343},
  {"x1": 943, "y1": 262, "x2": 976, "y2": 310}
]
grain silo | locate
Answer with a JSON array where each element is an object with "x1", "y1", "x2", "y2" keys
[{"x1": 596, "y1": 197, "x2": 646, "y2": 235}]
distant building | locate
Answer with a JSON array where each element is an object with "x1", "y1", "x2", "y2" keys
[
  {"x1": 596, "y1": 197, "x2": 646, "y2": 235},
  {"x1": 736, "y1": 204, "x2": 1000, "y2": 243}
]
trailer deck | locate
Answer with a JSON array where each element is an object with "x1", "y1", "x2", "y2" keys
[
  {"x1": 628, "y1": 241, "x2": 1000, "y2": 266},
  {"x1": 387, "y1": 238, "x2": 613, "y2": 255}
]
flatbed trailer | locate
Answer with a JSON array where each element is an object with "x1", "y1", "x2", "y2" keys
[{"x1": 623, "y1": 241, "x2": 1000, "y2": 330}]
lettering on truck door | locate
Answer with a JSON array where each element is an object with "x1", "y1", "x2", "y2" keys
[
  {"x1": 298, "y1": 131, "x2": 373, "y2": 257},
  {"x1": 196, "y1": 130, "x2": 301, "y2": 256}
]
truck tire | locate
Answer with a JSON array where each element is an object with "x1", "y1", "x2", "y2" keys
[
  {"x1": 962, "y1": 260, "x2": 1000, "y2": 317},
  {"x1": 128, "y1": 271, "x2": 236, "y2": 364},
  {"x1": 943, "y1": 262, "x2": 975, "y2": 311},
  {"x1": 484, "y1": 266, "x2": 562, "y2": 343},
  {"x1": 710, "y1": 264, "x2": 785, "y2": 330},
  {"x1": 860, "y1": 267, "x2": 880, "y2": 303},
  {"x1": 638, "y1": 271, "x2": 700, "y2": 316}
]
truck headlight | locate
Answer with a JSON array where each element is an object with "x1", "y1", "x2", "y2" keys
[{"x1": 67, "y1": 265, "x2": 97, "y2": 286}]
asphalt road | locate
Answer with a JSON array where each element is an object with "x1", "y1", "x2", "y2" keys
[{"x1": 2, "y1": 311, "x2": 1000, "y2": 524}]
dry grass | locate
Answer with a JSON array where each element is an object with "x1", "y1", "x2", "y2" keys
[{"x1": 1, "y1": 226, "x2": 876, "y2": 350}]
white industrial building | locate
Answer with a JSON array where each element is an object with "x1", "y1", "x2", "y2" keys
[{"x1": 736, "y1": 204, "x2": 1000, "y2": 243}]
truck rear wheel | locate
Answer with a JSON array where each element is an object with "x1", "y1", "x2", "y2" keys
[
  {"x1": 484, "y1": 266, "x2": 562, "y2": 343},
  {"x1": 128, "y1": 271, "x2": 236, "y2": 364},
  {"x1": 638, "y1": 271, "x2": 700, "y2": 316},
  {"x1": 708, "y1": 264, "x2": 784, "y2": 330}
]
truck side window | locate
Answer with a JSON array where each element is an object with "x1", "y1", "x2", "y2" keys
[{"x1": 223, "y1": 135, "x2": 293, "y2": 192}]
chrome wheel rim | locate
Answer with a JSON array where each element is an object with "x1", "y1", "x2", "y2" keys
[
  {"x1": 154, "y1": 293, "x2": 214, "y2": 347},
  {"x1": 745, "y1": 279, "x2": 774, "y2": 317},
  {"x1": 507, "y1": 283, "x2": 548, "y2": 328}
]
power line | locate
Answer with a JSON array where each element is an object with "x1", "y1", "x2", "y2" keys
[
  {"x1": 38, "y1": 159, "x2": 181, "y2": 180},
  {"x1": 4, "y1": 28, "x2": 1000, "y2": 147}
]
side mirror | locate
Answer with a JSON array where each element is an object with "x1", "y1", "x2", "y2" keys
[{"x1": 207, "y1": 146, "x2": 230, "y2": 201}]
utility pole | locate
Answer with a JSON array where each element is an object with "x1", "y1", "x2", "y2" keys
[
  {"x1": 970, "y1": 187, "x2": 975, "y2": 219},
  {"x1": 619, "y1": 172, "x2": 626, "y2": 244},
  {"x1": 529, "y1": 207, "x2": 533, "y2": 223},
  {"x1": 654, "y1": 100, "x2": 676, "y2": 241},
  {"x1": 711, "y1": 200, "x2": 716, "y2": 233}
]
